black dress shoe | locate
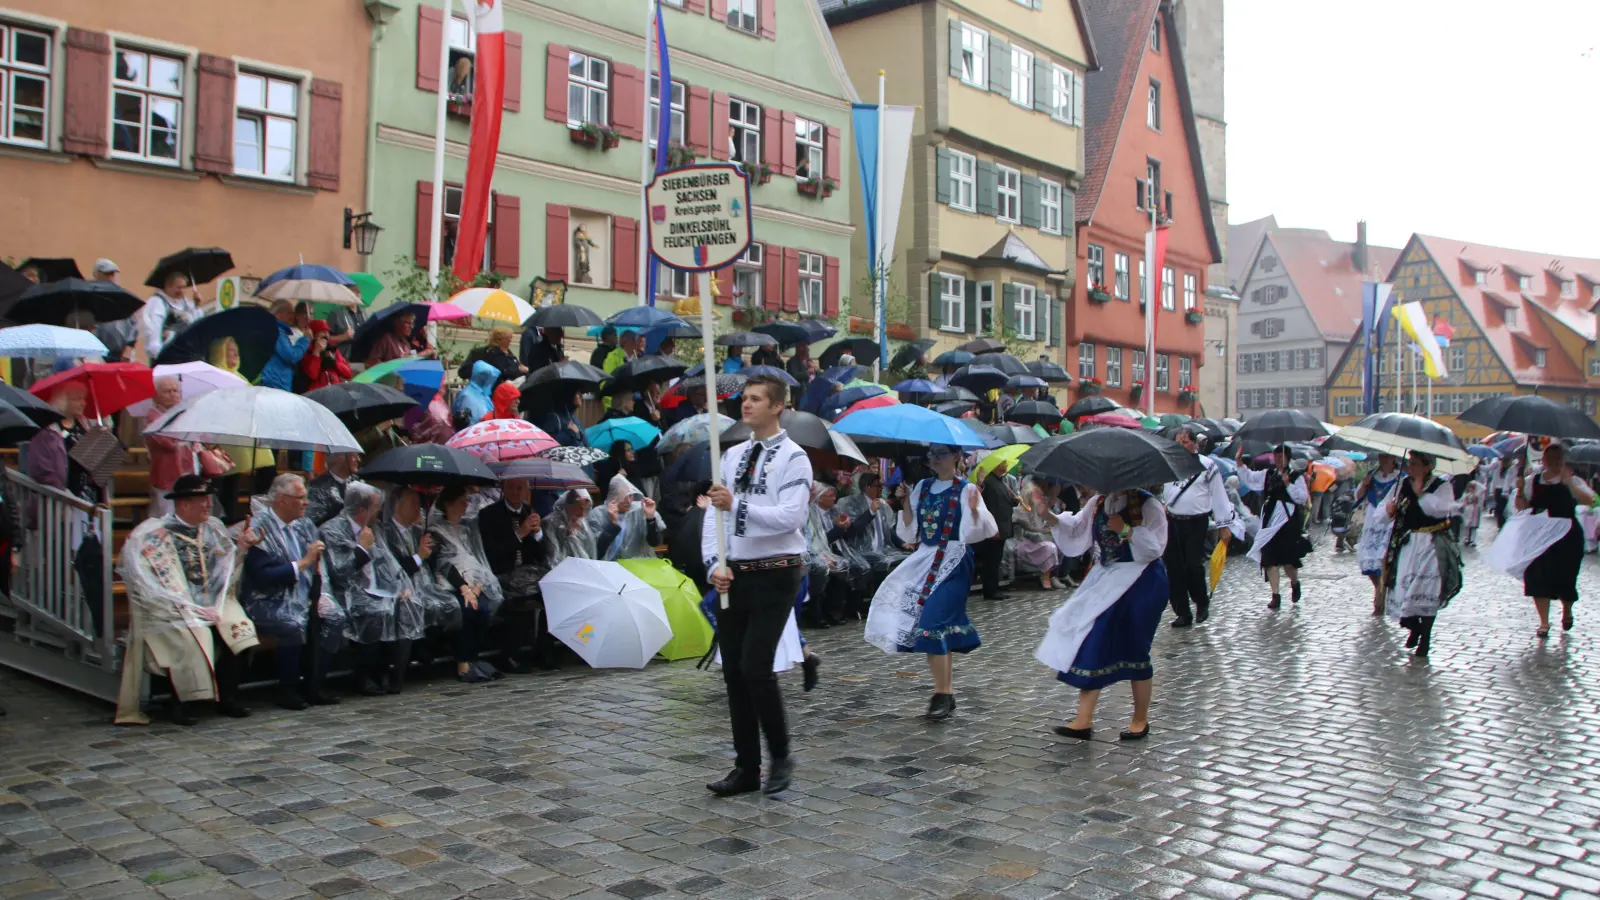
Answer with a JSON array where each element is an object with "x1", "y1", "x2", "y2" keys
[
  {"x1": 1290, "y1": 581, "x2": 1302, "y2": 604},
  {"x1": 1170, "y1": 617, "x2": 1193, "y2": 629},
  {"x1": 217, "y1": 699, "x2": 252, "y2": 719},
  {"x1": 275, "y1": 691, "x2": 309, "y2": 711},
  {"x1": 167, "y1": 699, "x2": 199, "y2": 727},
  {"x1": 1195, "y1": 604, "x2": 1210, "y2": 624},
  {"x1": 305, "y1": 690, "x2": 341, "y2": 706},
  {"x1": 707, "y1": 768, "x2": 761, "y2": 797},
  {"x1": 1119, "y1": 725, "x2": 1150, "y2": 741},
  {"x1": 763, "y1": 755, "x2": 795, "y2": 795},
  {"x1": 925, "y1": 693, "x2": 956, "y2": 720},
  {"x1": 802, "y1": 655, "x2": 820, "y2": 693},
  {"x1": 1267, "y1": 594, "x2": 1282, "y2": 610},
  {"x1": 501, "y1": 657, "x2": 537, "y2": 675},
  {"x1": 358, "y1": 677, "x2": 385, "y2": 697},
  {"x1": 1053, "y1": 724, "x2": 1092, "y2": 740}
]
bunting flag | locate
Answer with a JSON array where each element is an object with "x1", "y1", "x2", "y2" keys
[
  {"x1": 643, "y1": 2, "x2": 673, "y2": 307},
  {"x1": 1392, "y1": 301, "x2": 1448, "y2": 378},
  {"x1": 852, "y1": 99, "x2": 916, "y2": 363},
  {"x1": 451, "y1": 0, "x2": 506, "y2": 284},
  {"x1": 1432, "y1": 314, "x2": 1454, "y2": 347},
  {"x1": 1360, "y1": 281, "x2": 1395, "y2": 414}
]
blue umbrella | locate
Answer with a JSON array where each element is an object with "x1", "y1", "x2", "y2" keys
[
  {"x1": 606, "y1": 306, "x2": 688, "y2": 329},
  {"x1": 800, "y1": 372, "x2": 843, "y2": 415},
  {"x1": 822, "y1": 384, "x2": 889, "y2": 420},
  {"x1": 1006, "y1": 374, "x2": 1049, "y2": 390},
  {"x1": 642, "y1": 321, "x2": 702, "y2": 354},
  {"x1": 893, "y1": 378, "x2": 939, "y2": 394},
  {"x1": 832, "y1": 403, "x2": 987, "y2": 448},
  {"x1": 1465, "y1": 445, "x2": 1499, "y2": 461},
  {"x1": 586, "y1": 324, "x2": 642, "y2": 337},
  {"x1": 255, "y1": 264, "x2": 355, "y2": 292},
  {"x1": 822, "y1": 365, "x2": 860, "y2": 383},
  {"x1": 741, "y1": 364, "x2": 798, "y2": 386},
  {"x1": 752, "y1": 318, "x2": 836, "y2": 348},
  {"x1": 584, "y1": 416, "x2": 662, "y2": 452},
  {"x1": 932, "y1": 350, "x2": 975, "y2": 368},
  {"x1": 1208, "y1": 452, "x2": 1238, "y2": 480}
]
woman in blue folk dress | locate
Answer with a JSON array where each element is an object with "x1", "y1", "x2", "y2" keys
[
  {"x1": 1355, "y1": 454, "x2": 1404, "y2": 616},
  {"x1": 864, "y1": 445, "x2": 998, "y2": 721},
  {"x1": 1035, "y1": 488, "x2": 1168, "y2": 741}
]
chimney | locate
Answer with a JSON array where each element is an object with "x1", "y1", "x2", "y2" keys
[{"x1": 1353, "y1": 220, "x2": 1369, "y2": 275}]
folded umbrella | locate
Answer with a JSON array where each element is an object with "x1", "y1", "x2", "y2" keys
[
  {"x1": 1459, "y1": 394, "x2": 1600, "y2": 440},
  {"x1": 361, "y1": 443, "x2": 498, "y2": 486},
  {"x1": 539, "y1": 557, "x2": 673, "y2": 669},
  {"x1": 1019, "y1": 428, "x2": 1202, "y2": 494},
  {"x1": 447, "y1": 418, "x2": 560, "y2": 463},
  {"x1": 1233, "y1": 408, "x2": 1327, "y2": 445},
  {"x1": 1025, "y1": 358, "x2": 1073, "y2": 383},
  {"x1": 659, "y1": 412, "x2": 736, "y2": 454},
  {"x1": 715, "y1": 330, "x2": 778, "y2": 348},
  {"x1": 449, "y1": 287, "x2": 535, "y2": 325},
  {"x1": 353, "y1": 356, "x2": 446, "y2": 405},
  {"x1": 125, "y1": 361, "x2": 247, "y2": 417},
  {"x1": 155, "y1": 306, "x2": 279, "y2": 381},
  {"x1": 145, "y1": 247, "x2": 233, "y2": 288},
  {"x1": 528, "y1": 303, "x2": 606, "y2": 329},
  {"x1": 0, "y1": 400, "x2": 42, "y2": 445},
  {"x1": 305, "y1": 382, "x2": 417, "y2": 432},
  {"x1": 145, "y1": 385, "x2": 360, "y2": 452},
  {"x1": 889, "y1": 338, "x2": 937, "y2": 372},
  {"x1": 584, "y1": 416, "x2": 662, "y2": 453},
  {"x1": 1208, "y1": 539, "x2": 1228, "y2": 592},
  {"x1": 974, "y1": 352, "x2": 1029, "y2": 376},
  {"x1": 0, "y1": 324, "x2": 109, "y2": 359},
  {"x1": 1007, "y1": 399, "x2": 1063, "y2": 427},
  {"x1": 8, "y1": 279, "x2": 145, "y2": 326},
  {"x1": 832, "y1": 403, "x2": 987, "y2": 449},
  {"x1": 1062, "y1": 395, "x2": 1122, "y2": 421},
  {"x1": 490, "y1": 457, "x2": 595, "y2": 491},
  {"x1": 30, "y1": 362, "x2": 154, "y2": 418},
  {"x1": 817, "y1": 338, "x2": 881, "y2": 368},
  {"x1": 0, "y1": 381, "x2": 63, "y2": 426},
  {"x1": 932, "y1": 349, "x2": 975, "y2": 368},
  {"x1": 949, "y1": 364, "x2": 1008, "y2": 394}
]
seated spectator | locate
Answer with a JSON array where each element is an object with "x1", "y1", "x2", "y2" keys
[
  {"x1": 307, "y1": 451, "x2": 362, "y2": 526},
  {"x1": 320, "y1": 482, "x2": 423, "y2": 696},
  {"x1": 547, "y1": 490, "x2": 597, "y2": 562},
  {"x1": 589, "y1": 475, "x2": 662, "y2": 560},
  {"x1": 427, "y1": 485, "x2": 505, "y2": 683},
  {"x1": 534, "y1": 391, "x2": 585, "y2": 447},
  {"x1": 477, "y1": 477, "x2": 555, "y2": 670},
  {"x1": 380, "y1": 485, "x2": 458, "y2": 647},
  {"x1": 143, "y1": 376, "x2": 198, "y2": 518}
]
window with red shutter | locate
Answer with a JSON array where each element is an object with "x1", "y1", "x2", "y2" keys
[
  {"x1": 712, "y1": 266, "x2": 733, "y2": 305},
  {"x1": 191, "y1": 54, "x2": 235, "y2": 174},
  {"x1": 710, "y1": 0, "x2": 728, "y2": 24},
  {"x1": 763, "y1": 243, "x2": 783, "y2": 311},
  {"x1": 61, "y1": 28, "x2": 111, "y2": 156},
  {"x1": 544, "y1": 44, "x2": 569, "y2": 123},
  {"x1": 502, "y1": 32, "x2": 523, "y2": 112},
  {"x1": 613, "y1": 216, "x2": 639, "y2": 293},
  {"x1": 761, "y1": 107, "x2": 782, "y2": 174},
  {"x1": 824, "y1": 125, "x2": 840, "y2": 185},
  {"x1": 687, "y1": 84, "x2": 710, "y2": 157},
  {"x1": 545, "y1": 204, "x2": 570, "y2": 282},
  {"x1": 306, "y1": 78, "x2": 342, "y2": 191},
  {"x1": 416, "y1": 6, "x2": 443, "y2": 92},
  {"x1": 778, "y1": 111, "x2": 796, "y2": 176},
  {"x1": 415, "y1": 180, "x2": 434, "y2": 268},
  {"x1": 710, "y1": 92, "x2": 730, "y2": 161},
  {"x1": 781, "y1": 247, "x2": 800, "y2": 313},
  {"x1": 491, "y1": 193, "x2": 521, "y2": 276},
  {"x1": 759, "y1": 0, "x2": 776, "y2": 39},
  {"x1": 823, "y1": 256, "x2": 840, "y2": 318},
  {"x1": 612, "y1": 63, "x2": 644, "y2": 141}
]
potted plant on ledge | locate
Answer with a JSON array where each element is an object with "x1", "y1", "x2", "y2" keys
[
  {"x1": 570, "y1": 123, "x2": 622, "y2": 151},
  {"x1": 1129, "y1": 381, "x2": 1146, "y2": 404},
  {"x1": 667, "y1": 142, "x2": 697, "y2": 168},
  {"x1": 1177, "y1": 384, "x2": 1197, "y2": 403},
  {"x1": 797, "y1": 175, "x2": 837, "y2": 199},
  {"x1": 1184, "y1": 309, "x2": 1204, "y2": 325},
  {"x1": 738, "y1": 160, "x2": 773, "y2": 185},
  {"x1": 1088, "y1": 281, "x2": 1111, "y2": 304},
  {"x1": 1079, "y1": 377, "x2": 1104, "y2": 396}
]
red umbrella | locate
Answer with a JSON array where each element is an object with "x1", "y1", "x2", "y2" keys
[
  {"x1": 842, "y1": 394, "x2": 899, "y2": 419},
  {"x1": 29, "y1": 362, "x2": 154, "y2": 418},
  {"x1": 446, "y1": 418, "x2": 559, "y2": 463},
  {"x1": 1079, "y1": 411, "x2": 1143, "y2": 429}
]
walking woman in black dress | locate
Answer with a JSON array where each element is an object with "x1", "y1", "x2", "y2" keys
[{"x1": 1516, "y1": 441, "x2": 1594, "y2": 637}]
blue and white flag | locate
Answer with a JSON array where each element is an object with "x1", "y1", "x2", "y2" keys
[
  {"x1": 852, "y1": 101, "x2": 916, "y2": 363},
  {"x1": 1360, "y1": 281, "x2": 1395, "y2": 415},
  {"x1": 644, "y1": 3, "x2": 673, "y2": 307}
]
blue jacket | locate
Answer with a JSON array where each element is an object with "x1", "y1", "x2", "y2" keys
[{"x1": 259, "y1": 321, "x2": 309, "y2": 391}]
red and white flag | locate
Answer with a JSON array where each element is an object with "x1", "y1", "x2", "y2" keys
[{"x1": 452, "y1": 0, "x2": 506, "y2": 284}]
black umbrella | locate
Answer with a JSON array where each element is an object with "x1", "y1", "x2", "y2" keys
[
  {"x1": 1160, "y1": 416, "x2": 1230, "y2": 447},
  {"x1": 949, "y1": 364, "x2": 1008, "y2": 393},
  {"x1": 889, "y1": 338, "x2": 937, "y2": 371},
  {"x1": 665, "y1": 441, "x2": 715, "y2": 483},
  {"x1": 1233, "y1": 409, "x2": 1327, "y2": 445},
  {"x1": 519, "y1": 359, "x2": 608, "y2": 400},
  {"x1": 0, "y1": 261, "x2": 35, "y2": 314},
  {"x1": 932, "y1": 399, "x2": 978, "y2": 418},
  {"x1": 526, "y1": 304, "x2": 604, "y2": 329},
  {"x1": 817, "y1": 338, "x2": 882, "y2": 369},
  {"x1": 739, "y1": 364, "x2": 799, "y2": 386},
  {"x1": 1567, "y1": 443, "x2": 1600, "y2": 466},
  {"x1": 18, "y1": 258, "x2": 83, "y2": 283},
  {"x1": 0, "y1": 382, "x2": 61, "y2": 426},
  {"x1": 154, "y1": 306, "x2": 279, "y2": 381},
  {"x1": 1020, "y1": 429, "x2": 1202, "y2": 494},
  {"x1": 715, "y1": 331, "x2": 778, "y2": 348},
  {"x1": 1459, "y1": 394, "x2": 1600, "y2": 440},
  {"x1": 1025, "y1": 357, "x2": 1073, "y2": 383},
  {"x1": 926, "y1": 385, "x2": 981, "y2": 404},
  {"x1": 347, "y1": 302, "x2": 430, "y2": 367},
  {"x1": 974, "y1": 352, "x2": 1029, "y2": 376},
  {"x1": 144, "y1": 247, "x2": 234, "y2": 288},
  {"x1": 1063, "y1": 395, "x2": 1122, "y2": 421},
  {"x1": 723, "y1": 409, "x2": 834, "y2": 450},
  {"x1": 8, "y1": 278, "x2": 145, "y2": 326},
  {"x1": 0, "y1": 400, "x2": 43, "y2": 444},
  {"x1": 602, "y1": 354, "x2": 687, "y2": 395},
  {"x1": 984, "y1": 423, "x2": 1043, "y2": 446},
  {"x1": 305, "y1": 382, "x2": 416, "y2": 432},
  {"x1": 361, "y1": 443, "x2": 498, "y2": 487},
  {"x1": 1007, "y1": 400, "x2": 1063, "y2": 427},
  {"x1": 958, "y1": 337, "x2": 1005, "y2": 354},
  {"x1": 932, "y1": 349, "x2": 975, "y2": 368},
  {"x1": 1326, "y1": 412, "x2": 1472, "y2": 465},
  {"x1": 1005, "y1": 374, "x2": 1049, "y2": 390}
]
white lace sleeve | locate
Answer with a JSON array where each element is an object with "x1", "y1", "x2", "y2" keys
[
  {"x1": 1052, "y1": 497, "x2": 1100, "y2": 556},
  {"x1": 1129, "y1": 497, "x2": 1168, "y2": 563}
]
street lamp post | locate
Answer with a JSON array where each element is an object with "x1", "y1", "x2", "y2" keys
[{"x1": 343, "y1": 209, "x2": 384, "y2": 257}]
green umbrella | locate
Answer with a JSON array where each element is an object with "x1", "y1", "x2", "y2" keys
[
  {"x1": 1157, "y1": 413, "x2": 1190, "y2": 427},
  {"x1": 313, "y1": 272, "x2": 382, "y2": 321},
  {"x1": 1033, "y1": 423, "x2": 1050, "y2": 439},
  {"x1": 1140, "y1": 416, "x2": 1162, "y2": 429},
  {"x1": 618, "y1": 559, "x2": 713, "y2": 661}
]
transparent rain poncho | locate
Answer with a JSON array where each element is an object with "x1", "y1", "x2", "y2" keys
[
  {"x1": 588, "y1": 474, "x2": 661, "y2": 561},
  {"x1": 241, "y1": 494, "x2": 345, "y2": 650},
  {"x1": 804, "y1": 484, "x2": 860, "y2": 582},
  {"x1": 834, "y1": 476, "x2": 909, "y2": 574},
  {"x1": 318, "y1": 483, "x2": 424, "y2": 645},
  {"x1": 425, "y1": 506, "x2": 505, "y2": 617},
  {"x1": 119, "y1": 514, "x2": 238, "y2": 636},
  {"x1": 547, "y1": 490, "x2": 599, "y2": 564},
  {"x1": 378, "y1": 489, "x2": 460, "y2": 632}
]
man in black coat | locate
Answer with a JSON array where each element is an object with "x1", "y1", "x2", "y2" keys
[
  {"x1": 589, "y1": 326, "x2": 618, "y2": 368},
  {"x1": 521, "y1": 326, "x2": 566, "y2": 374},
  {"x1": 476, "y1": 478, "x2": 555, "y2": 670},
  {"x1": 976, "y1": 465, "x2": 1016, "y2": 600}
]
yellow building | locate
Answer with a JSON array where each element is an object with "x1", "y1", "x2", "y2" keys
[
  {"x1": 1327, "y1": 233, "x2": 1600, "y2": 439},
  {"x1": 820, "y1": 0, "x2": 1096, "y2": 361}
]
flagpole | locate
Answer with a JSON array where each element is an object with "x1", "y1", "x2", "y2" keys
[
  {"x1": 873, "y1": 70, "x2": 886, "y2": 382},
  {"x1": 427, "y1": 0, "x2": 454, "y2": 301},
  {"x1": 638, "y1": 0, "x2": 656, "y2": 308},
  {"x1": 1144, "y1": 195, "x2": 1156, "y2": 417}
]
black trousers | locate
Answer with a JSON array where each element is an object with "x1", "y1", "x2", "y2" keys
[
  {"x1": 496, "y1": 595, "x2": 555, "y2": 665},
  {"x1": 274, "y1": 602, "x2": 336, "y2": 695},
  {"x1": 975, "y1": 536, "x2": 1006, "y2": 597},
  {"x1": 720, "y1": 564, "x2": 801, "y2": 771},
  {"x1": 1165, "y1": 515, "x2": 1212, "y2": 621},
  {"x1": 1493, "y1": 490, "x2": 1507, "y2": 529}
]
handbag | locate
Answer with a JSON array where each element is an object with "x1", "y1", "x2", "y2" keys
[
  {"x1": 68, "y1": 426, "x2": 126, "y2": 488},
  {"x1": 198, "y1": 447, "x2": 233, "y2": 478}
]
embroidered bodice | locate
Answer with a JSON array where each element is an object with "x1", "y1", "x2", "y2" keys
[{"x1": 916, "y1": 478, "x2": 966, "y2": 546}]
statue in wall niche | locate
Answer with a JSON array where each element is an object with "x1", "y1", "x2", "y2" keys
[{"x1": 572, "y1": 224, "x2": 599, "y2": 285}]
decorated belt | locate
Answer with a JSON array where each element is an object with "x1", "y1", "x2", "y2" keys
[
  {"x1": 730, "y1": 555, "x2": 803, "y2": 573},
  {"x1": 1415, "y1": 521, "x2": 1452, "y2": 534},
  {"x1": 1169, "y1": 513, "x2": 1209, "y2": 521}
]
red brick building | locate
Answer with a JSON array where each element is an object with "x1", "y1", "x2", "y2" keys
[{"x1": 1068, "y1": 0, "x2": 1220, "y2": 414}]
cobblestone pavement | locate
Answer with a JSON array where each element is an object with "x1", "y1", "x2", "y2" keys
[{"x1": 4, "y1": 528, "x2": 1600, "y2": 900}]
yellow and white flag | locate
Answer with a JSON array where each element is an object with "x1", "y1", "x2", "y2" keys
[{"x1": 1392, "y1": 301, "x2": 1448, "y2": 378}]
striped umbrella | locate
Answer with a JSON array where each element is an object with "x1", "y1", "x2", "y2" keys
[{"x1": 448, "y1": 287, "x2": 536, "y2": 325}]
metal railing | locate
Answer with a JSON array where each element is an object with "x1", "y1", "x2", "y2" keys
[{"x1": 1, "y1": 468, "x2": 119, "y2": 699}]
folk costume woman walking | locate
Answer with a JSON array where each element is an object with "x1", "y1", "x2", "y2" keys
[
  {"x1": 1381, "y1": 453, "x2": 1463, "y2": 657},
  {"x1": 1355, "y1": 454, "x2": 1404, "y2": 615},
  {"x1": 863, "y1": 444, "x2": 998, "y2": 721},
  {"x1": 1036, "y1": 488, "x2": 1168, "y2": 741},
  {"x1": 1236, "y1": 444, "x2": 1311, "y2": 609},
  {"x1": 1514, "y1": 442, "x2": 1594, "y2": 636}
]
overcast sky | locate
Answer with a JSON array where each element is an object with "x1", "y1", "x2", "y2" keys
[{"x1": 1225, "y1": 0, "x2": 1600, "y2": 257}]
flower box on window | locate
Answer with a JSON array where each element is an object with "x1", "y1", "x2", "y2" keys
[
  {"x1": 447, "y1": 96, "x2": 473, "y2": 120},
  {"x1": 1184, "y1": 309, "x2": 1204, "y2": 325},
  {"x1": 570, "y1": 124, "x2": 622, "y2": 151},
  {"x1": 1129, "y1": 381, "x2": 1145, "y2": 403},
  {"x1": 1177, "y1": 384, "x2": 1196, "y2": 403},
  {"x1": 738, "y1": 160, "x2": 773, "y2": 185},
  {"x1": 1088, "y1": 286, "x2": 1112, "y2": 304},
  {"x1": 1079, "y1": 377, "x2": 1103, "y2": 395},
  {"x1": 666, "y1": 142, "x2": 697, "y2": 168},
  {"x1": 797, "y1": 175, "x2": 837, "y2": 199}
]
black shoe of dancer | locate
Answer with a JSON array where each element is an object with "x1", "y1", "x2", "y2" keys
[
  {"x1": 1195, "y1": 602, "x2": 1210, "y2": 624},
  {"x1": 802, "y1": 655, "x2": 820, "y2": 692},
  {"x1": 1170, "y1": 617, "x2": 1193, "y2": 629},
  {"x1": 763, "y1": 755, "x2": 795, "y2": 795},
  {"x1": 707, "y1": 768, "x2": 761, "y2": 797},
  {"x1": 1290, "y1": 581, "x2": 1302, "y2": 604},
  {"x1": 1267, "y1": 594, "x2": 1281, "y2": 610},
  {"x1": 925, "y1": 693, "x2": 956, "y2": 720}
]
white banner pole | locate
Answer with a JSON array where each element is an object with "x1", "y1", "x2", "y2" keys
[
  {"x1": 427, "y1": 0, "x2": 453, "y2": 300},
  {"x1": 638, "y1": 0, "x2": 655, "y2": 307},
  {"x1": 873, "y1": 70, "x2": 886, "y2": 382},
  {"x1": 699, "y1": 273, "x2": 728, "y2": 607}
]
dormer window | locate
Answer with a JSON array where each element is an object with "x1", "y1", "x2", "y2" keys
[
  {"x1": 1535, "y1": 349, "x2": 1547, "y2": 368},
  {"x1": 1505, "y1": 306, "x2": 1518, "y2": 326},
  {"x1": 1518, "y1": 274, "x2": 1532, "y2": 291},
  {"x1": 1473, "y1": 269, "x2": 1487, "y2": 285}
]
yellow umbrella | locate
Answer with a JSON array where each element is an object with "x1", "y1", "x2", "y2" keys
[
  {"x1": 447, "y1": 287, "x2": 535, "y2": 325},
  {"x1": 1208, "y1": 534, "x2": 1229, "y2": 592},
  {"x1": 975, "y1": 444, "x2": 1029, "y2": 482}
]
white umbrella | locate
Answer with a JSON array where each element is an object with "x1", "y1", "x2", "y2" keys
[
  {"x1": 254, "y1": 278, "x2": 361, "y2": 307},
  {"x1": 447, "y1": 287, "x2": 536, "y2": 325},
  {"x1": 144, "y1": 385, "x2": 361, "y2": 452},
  {"x1": 0, "y1": 324, "x2": 108, "y2": 359},
  {"x1": 125, "y1": 361, "x2": 248, "y2": 417},
  {"x1": 539, "y1": 558, "x2": 672, "y2": 669}
]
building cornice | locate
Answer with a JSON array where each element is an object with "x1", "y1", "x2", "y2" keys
[{"x1": 376, "y1": 124, "x2": 855, "y2": 237}]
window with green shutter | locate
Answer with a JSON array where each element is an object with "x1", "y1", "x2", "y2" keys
[
  {"x1": 948, "y1": 18, "x2": 963, "y2": 78},
  {"x1": 1047, "y1": 295, "x2": 1061, "y2": 347},
  {"x1": 1020, "y1": 175, "x2": 1042, "y2": 229},
  {"x1": 964, "y1": 279, "x2": 978, "y2": 335},
  {"x1": 936, "y1": 147, "x2": 952, "y2": 205},
  {"x1": 1002, "y1": 283, "x2": 1019, "y2": 337},
  {"x1": 976, "y1": 160, "x2": 998, "y2": 217},
  {"x1": 927, "y1": 270, "x2": 942, "y2": 330},
  {"x1": 987, "y1": 36, "x2": 1008, "y2": 93}
]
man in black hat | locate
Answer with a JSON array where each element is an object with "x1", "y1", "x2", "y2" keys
[{"x1": 590, "y1": 325, "x2": 618, "y2": 368}]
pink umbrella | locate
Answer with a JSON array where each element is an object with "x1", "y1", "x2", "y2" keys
[
  {"x1": 842, "y1": 394, "x2": 899, "y2": 418},
  {"x1": 1079, "y1": 411, "x2": 1143, "y2": 429},
  {"x1": 426, "y1": 300, "x2": 472, "y2": 322},
  {"x1": 446, "y1": 418, "x2": 558, "y2": 463}
]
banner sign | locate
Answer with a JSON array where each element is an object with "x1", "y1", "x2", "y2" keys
[{"x1": 644, "y1": 163, "x2": 752, "y2": 272}]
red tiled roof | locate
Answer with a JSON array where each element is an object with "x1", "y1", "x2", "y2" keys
[
  {"x1": 1414, "y1": 234, "x2": 1600, "y2": 387},
  {"x1": 1264, "y1": 228, "x2": 1401, "y2": 343},
  {"x1": 1076, "y1": 0, "x2": 1220, "y2": 262}
]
